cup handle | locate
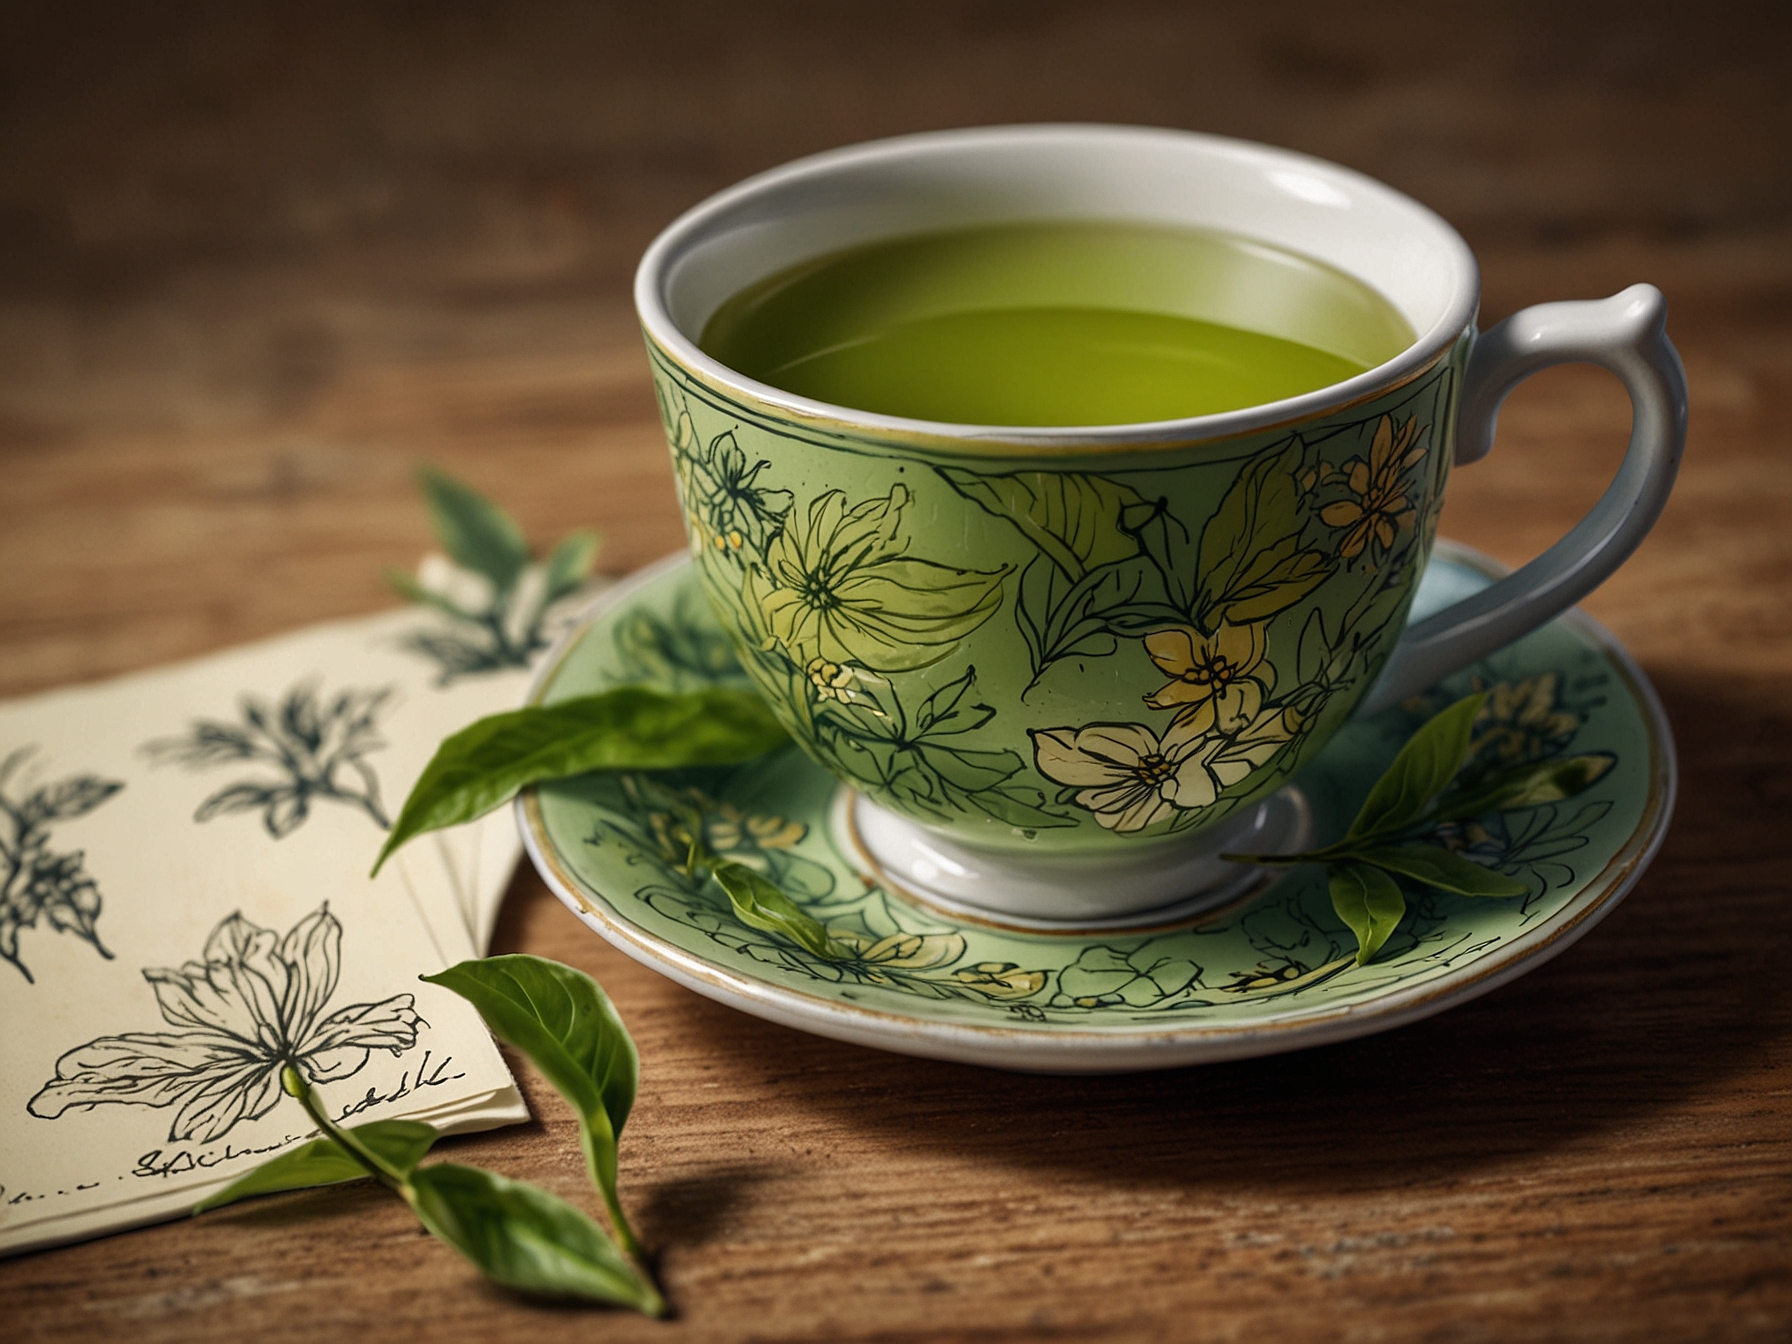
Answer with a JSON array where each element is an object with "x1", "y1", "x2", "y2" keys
[{"x1": 1356, "y1": 283, "x2": 1688, "y2": 715}]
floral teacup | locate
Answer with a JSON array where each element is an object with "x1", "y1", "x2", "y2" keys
[{"x1": 634, "y1": 125, "x2": 1685, "y2": 922}]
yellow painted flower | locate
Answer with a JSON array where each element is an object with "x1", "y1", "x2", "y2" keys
[
  {"x1": 647, "y1": 790, "x2": 805, "y2": 873},
  {"x1": 746, "y1": 485, "x2": 1007, "y2": 674},
  {"x1": 805, "y1": 657, "x2": 859, "y2": 702},
  {"x1": 1141, "y1": 622, "x2": 1273, "y2": 732},
  {"x1": 1032, "y1": 708, "x2": 1300, "y2": 833},
  {"x1": 704, "y1": 802, "x2": 805, "y2": 858},
  {"x1": 1473, "y1": 673, "x2": 1579, "y2": 764},
  {"x1": 1319, "y1": 415, "x2": 1427, "y2": 560}
]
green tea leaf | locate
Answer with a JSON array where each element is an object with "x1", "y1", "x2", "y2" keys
[
  {"x1": 712, "y1": 861, "x2": 848, "y2": 960},
  {"x1": 1346, "y1": 691, "x2": 1486, "y2": 841},
  {"x1": 935, "y1": 468, "x2": 1143, "y2": 579},
  {"x1": 1329, "y1": 863, "x2": 1407, "y2": 966},
  {"x1": 405, "y1": 1163, "x2": 664, "y2": 1314},
  {"x1": 419, "y1": 465, "x2": 531, "y2": 591},
  {"x1": 374, "y1": 686, "x2": 788, "y2": 872},
  {"x1": 421, "y1": 956, "x2": 641, "y2": 1254},
  {"x1": 193, "y1": 1120, "x2": 437, "y2": 1213},
  {"x1": 1433, "y1": 753, "x2": 1615, "y2": 822},
  {"x1": 1355, "y1": 842, "x2": 1530, "y2": 897},
  {"x1": 544, "y1": 530, "x2": 601, "y2": 602}
]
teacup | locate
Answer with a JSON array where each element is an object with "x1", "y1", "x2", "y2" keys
[{"x1": 634, "y1": 125, "x2": 1685, "y2": 923}]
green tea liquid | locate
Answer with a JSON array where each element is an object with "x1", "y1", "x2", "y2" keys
[{"x1": 700, "y1": 222, "x2": 1413, "y2": 427}]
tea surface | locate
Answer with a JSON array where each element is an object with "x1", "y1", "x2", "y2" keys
[{"x1": 700, "y1": 222, "x2": 1413, "y2": 426}]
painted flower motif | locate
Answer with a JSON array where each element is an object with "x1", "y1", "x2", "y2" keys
[
  {"x1": 833, "y1": 931, "x2": 1047, "y2": 1002},
  {"x1": 701, "y1": 802, "x2": 806, "y2": 864},
  {"x1": 1141, "y1": 622, "x2": 1273, "y2": 732},
  {"x1": 1472, "y1": 674, "x2": 1580, "y2": 766},
  {"x1": 1319, "y1": 415, "x2": 1427, "y2": 560},
  {"x1": 647, "y1": 789, "x2": 806, "y2": 876},
  {"x1": 680, "y1": 428, "x2": 793, "y2": 556},
  {"x1": 28, "y1": 905, "x2": 421, "y2": 1144},
  {"x1": 746, "y1": 485, "x2": 1008, "y2": 674},
  {"x1": 806, "y1": 658, "x2": 860, "y2": 702},
  {"x1": 1032, "y1": 708, "x2": 1301, "y2": 833}
]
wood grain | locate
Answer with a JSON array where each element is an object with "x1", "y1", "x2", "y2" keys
[{"x1": 4, "y1": 2, "x2": 1790, "y2": 1339}]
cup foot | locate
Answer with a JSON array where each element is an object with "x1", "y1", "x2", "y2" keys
[{"x1": 832, "y1": 787, "x2": 1313, "y2": 932}]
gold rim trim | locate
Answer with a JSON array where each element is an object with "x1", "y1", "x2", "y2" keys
[{"x1": 648, "y1": 335, "x2": 1458, "y2": 460}]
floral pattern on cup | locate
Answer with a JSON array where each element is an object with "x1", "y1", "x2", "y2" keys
[{"x1": 654, "y1": 357, "x2": 1456, "y2": 846}]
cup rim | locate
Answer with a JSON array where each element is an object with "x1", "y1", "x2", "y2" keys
[{"x1": 634, "y1": 123, "x2": 1480, "y2": 452}]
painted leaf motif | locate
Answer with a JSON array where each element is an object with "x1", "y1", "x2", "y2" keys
[
  {"x1": 192, "y1": 782, "x2": 277, "y2": 821},
  {"x1": 26, "y1": 851, "x2": 104, "y2": 945},
  {"x1": 405, "y1": 1163, "x2": 661, "y2": 1311},
  {"x1": 1029, "y1": 554, "x2": 1177, "y2": 677},
  {"x1": 1057, "y1": 944, "x2": 1202, "y2": 1007},
  {"x1": 935, "y1": 468, "x2": 1144, "y2": 578},
  {"x1": 960, "y1": 781, "x2": 1078, "y2": 829},
  {"x1": 1196, "y1": 443, "x2": 1330, "y2": 625},
  {"x1": 1329, "y1": 863, "x2": 1407, "y2": 966}
]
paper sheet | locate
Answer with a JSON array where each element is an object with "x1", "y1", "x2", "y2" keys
[{"x1": 0, "y1": 601, "x2": 555, "y2": 1256}]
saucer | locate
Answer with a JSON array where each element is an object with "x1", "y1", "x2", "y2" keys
[{"x1": 517, "y1": 541, "x2": 1674, "y2": 1074}]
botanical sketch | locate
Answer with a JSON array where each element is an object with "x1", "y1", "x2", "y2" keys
[
  {"x1": 143, "y1": 681, "x2": 394, "y2": 838},
  {"x1": 0, "y1": 747, "x2": 124, "y2": 983},
  {"x1": 28, "y1": 903, "x2": 423, "y2": 1143}
]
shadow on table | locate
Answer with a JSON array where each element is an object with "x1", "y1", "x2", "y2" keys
[{"x1": 694, "y1": 667, "x2": 1792, "y2": 1193}]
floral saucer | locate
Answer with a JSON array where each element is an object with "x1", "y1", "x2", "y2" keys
[{"x1": 516, "y1": 542, "x2": 1673, "y2": 1074}]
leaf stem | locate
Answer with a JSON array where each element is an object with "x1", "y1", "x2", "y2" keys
[{"x1": 281, "y1": 1066, "x2": 406, "y2": 1190}]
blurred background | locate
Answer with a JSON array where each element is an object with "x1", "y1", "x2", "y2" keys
[{"x1": 1, "y1": 0, "x2": 1786, "y2": 697}]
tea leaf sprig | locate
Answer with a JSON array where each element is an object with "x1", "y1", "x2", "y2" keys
[
  {"x1": 376, "y1": 693, "x2": 843, "y2": 957},
  {"x1": 389, "y1": 466, "x2": 600, "y2": 681},
  {"x1": 1226, "y1": 691, "x2": 1613, "y2": 964},
  {"x1": 371, "y1": 686, "x2": 790, "y2": 875},
  {"x1": 195, "y1": 955, "x2": 668, "y2": 1315}
]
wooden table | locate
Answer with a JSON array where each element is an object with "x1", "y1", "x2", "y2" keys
[{"x1": 6, "y1": 2, "x2": 1790, "y2": 1338}]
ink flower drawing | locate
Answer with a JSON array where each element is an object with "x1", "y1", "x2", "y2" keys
[
  {"x1": 143, "y1": 681, "x2": 394, "y2": 838},
  {"x1": 0, "y1": 746, "x2": 125, "y2": 983},
  {"x1": 29, "y1": 904, "x2": 423, "y2": 1144}
]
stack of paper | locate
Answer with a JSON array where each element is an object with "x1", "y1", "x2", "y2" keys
[{"x1": 0, "y1": 598, "x2": 564, "y2": 1255}]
